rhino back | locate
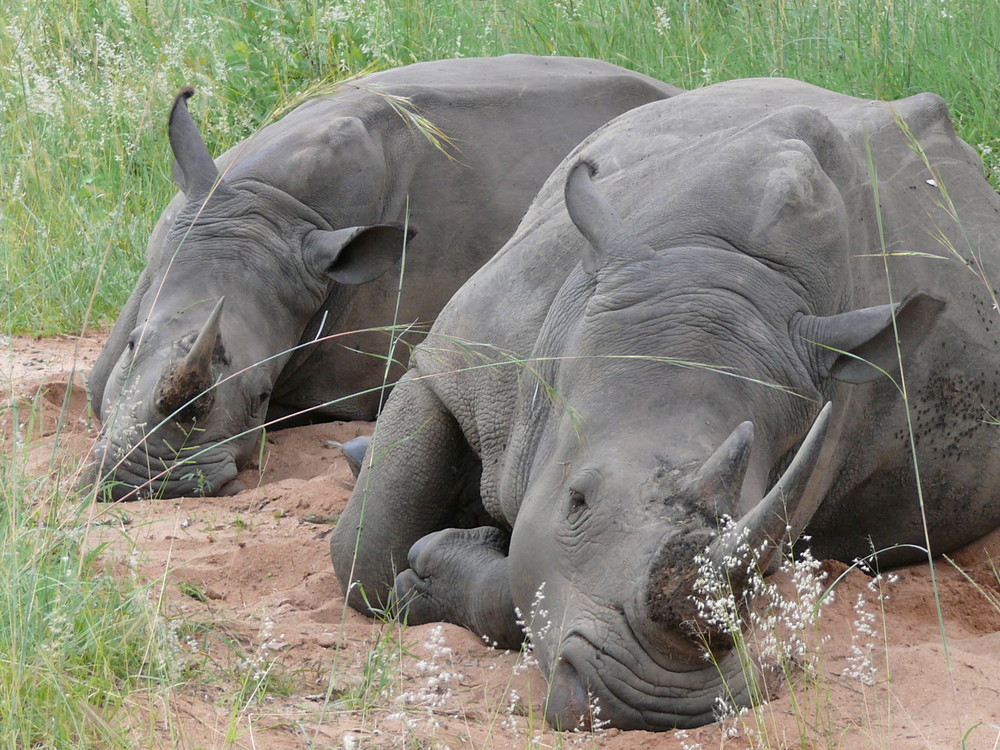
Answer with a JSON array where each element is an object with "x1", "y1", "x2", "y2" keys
[{"x1": 217, "y1": 55, "x2": 679, "y2": 225}]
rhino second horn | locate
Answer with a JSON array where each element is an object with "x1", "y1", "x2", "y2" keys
[
  {"x1": 692, "y1": 420, "x2": 754, "y2": 519},
  {"x1": 708, "y1": 402, "x2": 833, "y2": 576},
  {"x1": 155, "y1": 297, "x2": 225, "y2": 418}
]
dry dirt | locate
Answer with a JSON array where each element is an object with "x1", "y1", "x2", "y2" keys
[{"x1": 3, "y1": 334, "x2": 1000, "y2": 749}]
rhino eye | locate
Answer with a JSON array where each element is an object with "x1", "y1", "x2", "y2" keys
[
  {"x1": 126, "y1": 325, "x2": 146, "y2": 355},
  {"x1": 568, "y1": 488, "x2": 587, "y2": 514}
]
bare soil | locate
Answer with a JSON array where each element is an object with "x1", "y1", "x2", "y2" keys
[{"x1": 4, "y1": 334, "x2": 1000, "y2": 749}]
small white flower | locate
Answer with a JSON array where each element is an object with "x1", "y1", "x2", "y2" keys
[{"x1": 653, "y1": 6, "x2": 672, "y2": 37}]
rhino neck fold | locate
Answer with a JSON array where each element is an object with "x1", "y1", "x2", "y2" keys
[
  {"x1": 495, "y1": 269, "x2": 598, "y2": 521},
  {"x1": 496, "y1": 373, "x2": 556, "y2": 524}
]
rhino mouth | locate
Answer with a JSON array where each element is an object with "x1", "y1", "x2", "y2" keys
[
  {"x1": 543, "y1": 630, "x2": 753, "y2": 731},
  {"x1": 84, "y1": 435, "x2": 239, "y2": 501}
]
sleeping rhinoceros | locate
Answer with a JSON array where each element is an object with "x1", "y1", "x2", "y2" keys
[
  {"x1": 331, "y1": 78, "x2": 1000, "y2": 730},
  {"x1": 85, "y1": 55, "x2": 679, "y2": 501}
]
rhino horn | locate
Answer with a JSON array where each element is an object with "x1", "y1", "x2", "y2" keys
[
  {"x1": 691, "y1": 421, "x2": 755, "y2": 519},
  {"x1": 169, "y1": 86, "x2": 222, "y2": 199},
  {"x1": 155, "y1": 297, "x2": 225, "y2": 418},
  {"x1": 708, "y1": 402, "x2": 833, "y2": 576}
]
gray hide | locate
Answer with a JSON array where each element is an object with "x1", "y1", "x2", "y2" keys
[
  {"x1": 331, "y1": 78, "x2": 1000, "y2": 730},
  {"x1": 85, "y1": 55, "x2": 679, "y2": 501}
]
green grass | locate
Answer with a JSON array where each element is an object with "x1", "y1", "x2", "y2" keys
[
  {"x1": 1, "y1": 0, "x2": 997, "y2": 335},
  {"x1": 0, "y1": 398, "x2": 176, "y2": 748}
]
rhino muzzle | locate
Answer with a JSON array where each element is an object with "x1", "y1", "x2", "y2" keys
[
  {"x1": 83, "y1": 433, "x2": 238, "y2": 501},
  {"x1": 544, "y1": 632, "x2": 755, "y2": 731},
  {"x1": 83, "y1": 297, "x2": 245, "y2": 501}
]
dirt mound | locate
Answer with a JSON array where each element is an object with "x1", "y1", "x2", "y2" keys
[{"x1": 5, "y1": 334, "x2": 1000, "y2": 748}]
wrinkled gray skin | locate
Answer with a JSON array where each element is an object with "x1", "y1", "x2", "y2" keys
[
  {"x1": 331, "y1": 79, "x2": 1000, "y2": 730},
  {"x1": 85, "y1": 55, "x2": 679, "y2": 501}
]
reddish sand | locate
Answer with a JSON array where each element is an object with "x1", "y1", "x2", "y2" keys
[{"x1": 3, "y1": 334, "x2": 1000, "y2": 749}]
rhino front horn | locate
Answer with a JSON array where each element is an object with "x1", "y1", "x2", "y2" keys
[
  {"x1": 155, "y1": 297, "x2": 225, "y2": 419},
  {"x1": 709, "y1": 402, "x2": 833, "y2": 576}
]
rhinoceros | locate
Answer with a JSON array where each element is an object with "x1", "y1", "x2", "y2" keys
[
  {"x1": 85, "y1": 55, "x2": 679, "y2": 501},
  {"x1": 330, "y1": 78, "x2": 1000, "y2": 730}
]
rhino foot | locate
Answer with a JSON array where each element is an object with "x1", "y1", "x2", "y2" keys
[{"x1": 394, "y1": 526, "x2": 522, "y2": 649}]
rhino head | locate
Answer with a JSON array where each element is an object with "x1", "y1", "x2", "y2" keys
[
  {"x1": 504, "y1": 161, "x2": 941, "y2": 730},
  {"x1": 85, "y1": 89, "x2": 412, "y2": 500}
]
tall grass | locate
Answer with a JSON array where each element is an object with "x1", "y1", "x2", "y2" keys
[
  {"x1": 1, "y1": 0, "x2": 997, "y2": 335},
  {"x1": 0, "y1": 396, "x2": 176, "y2": 748}
]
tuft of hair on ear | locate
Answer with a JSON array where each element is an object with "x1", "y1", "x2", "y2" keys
[{"x1": 169, "y1": 86, "x2": 197, "y2": 131}]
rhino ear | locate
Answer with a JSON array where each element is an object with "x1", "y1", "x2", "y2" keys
[
  {"x1": 169, "y1": 86, "x2": 223, "y2": 199},
  {"x1": 566, "y1": 161, "x2": 617, "y2": 274},
  {"x1": 565, "y1": 160, "x2": 639, "y2": 275},
  {"x1": 304, "y1": 223, "x2": 417, "y2": 285},
  {"x1": 802, "y1": 292, "x2": 945, "y2": 384}
]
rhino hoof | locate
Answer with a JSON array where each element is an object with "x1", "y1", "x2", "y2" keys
[
  {"x1": 216, "y1": 478, "x2": 247, "y2": 496},
  {"x1": 392, "y1": 527, "x2": 512, "y2": 634},
  {"x1": 392, "y1": 529, "x2": 453, "y2": 624},
  {"x1": 392, "y1": 568, "x2": 423, "y2": 614}
]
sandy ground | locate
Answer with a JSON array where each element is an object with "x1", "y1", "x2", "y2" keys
[{"x1": 3, "y1": 334, "x2": 1000, "y2": 749}]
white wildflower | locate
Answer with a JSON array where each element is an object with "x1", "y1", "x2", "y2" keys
[
  {"x1": 396, "y1": 624, "x2": 463, "y2": 718},
  {"x1": 653, "y1": 6, "x2": 672, "y2": 37}
]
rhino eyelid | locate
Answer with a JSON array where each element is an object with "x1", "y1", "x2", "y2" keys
[{"x1": 126, "y1": 326, "x2": 146, "y2": 352}]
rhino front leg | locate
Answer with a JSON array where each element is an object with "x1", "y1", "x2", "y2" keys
[
  {"x1": 330, "y1": 370, "x2": 482, "y2": 615},
  {"x1": 395, "y1": 526, "x2": 523, "y2": 649}
]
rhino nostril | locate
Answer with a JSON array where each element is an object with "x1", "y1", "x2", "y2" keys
[{"x1": 545, "y1": 659, "x2": 593, "y2": 731}]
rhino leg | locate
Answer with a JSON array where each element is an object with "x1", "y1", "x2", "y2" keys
[
  {"x1": 395, "y1": 526, "x2": 522, "y2": 649},
  {"x1": 330, "y1": 371, "x2": 483, "y2": 615}
]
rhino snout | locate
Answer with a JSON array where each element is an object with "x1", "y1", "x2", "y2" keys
[
  {"x1": 83, "y1": 437, "x2": 239, "y2": 501},
  {"x1": 542, "y1": 631, "x2": 755, "y2": 731}
]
